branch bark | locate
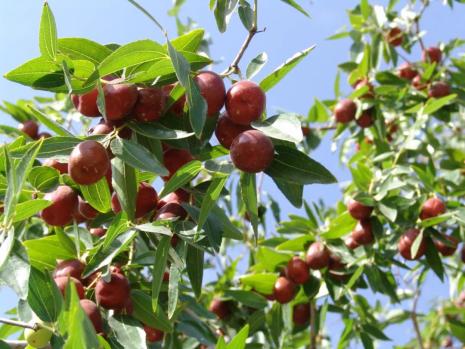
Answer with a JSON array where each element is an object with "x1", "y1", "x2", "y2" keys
[
  {"x1": 0, "y1": 318, "x2": 36, "y2": 330},
  {"x1": 411, "y1": 288, "x2": 424, "y2": 349}
]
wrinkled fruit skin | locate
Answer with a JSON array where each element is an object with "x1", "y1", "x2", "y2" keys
[
  {"x1": 230, "y1": 130, "x2": 274, "y2": 173},
  {"x1": 334, "y1": 99, "x2": 356, "y2": 123},
  {"x1": 95, "y1": 273, "x2": 131, "y2": 310},
  {"x1": 157, "y1": 189, "x2": 190, "y2": 209},
  {"x1": 144, "y1": 325, "x2": 164, "y2": 342},
  {"x1": 420, "y1": 197, "x2": 446, "y2": 220},
  {"x1": 293, "y1": 303, "x2": 310, "y2": 326},
  {"x1": 397, "y1": 63, "x2": 417, "y2": 80},
  {"x1": 162, "y1": 148, "x2": 194, "y2": 180},
  {"x1": 195, "y1": 71, "x2": 226, "y2": 117},
  {"x1": 209, "y1": 299, "x2": 231, "y2": 320},
  {"x1": 25, "y1": 327, "x2": 53, "y2": 348},
  {"x1": 111, "y1": 182, "x2": 158, "y2": 218},
  {"x1": 356, "y1": 109, "x2": 375, "y2": 128},
  {"x1": 54, "y1": 259, "x2": 85, "y2": 280},
  {"x1": 347, "y1": 199, "x2": 373, "y2": 220},
  {"x1": 72, "y1": 89, "x2": 100, "y2": 117},
  {"x1": 78, "y1": 197, "x2": 99, "y2": 220},
  {"x1": 225, "y1": 80, "x2": 266, "y2": 125},
  {"x1": 387, "y1": 27, "x2": 403, "y2": 46},
  {"x1": 54, "y1": 276, "x2": 85, "y2": 299},
  {"x1": 215, "y1": 112, "x2": 251, "y2": 149},
  {"x1": 43, "y1": 159, "x2": 68, "y2": 174},
  {"x1": 434, "y1": 235, "x2": 459, "y2": 257},
  {"x1": 155, "y1": 202, "x2": 187, "y2": 220},
  {"x1": 133, "y1": 87, "x2": 166, "y2": 122},
  {"x1": 40, "y1": 186, "x2": 79, "y2": 226},
  {"x1": 398, "y1": 228, "x2": 426, "y2": 260},
  {"x1": 286, "y1": 257, "x2": 310, "y2": 284},
  {"x1": 69, "y1": 140, "x2": 110, "y2": 185},
  {"x1": 306, "y1": 242, "x2": 330, "y2": 270},
  {"x1": 428, "y1": 81, "x2": 451, "y2": 98},
  {"x1": 422, "y1": 46, "x2": 442, "y2": 64},
  {"x1": 273, "y1": 276, "x2": 296, "y2": 304},
  {"x1": 103, "y1": 82, "x2": 138, "y2": 121},
  {"x1": 351, "y1": 219, "x2": 374, "y2": 245},
  {"x1": 18, "y1": 120, "x2": 39, "y2": 139},
  {"x1": 90, "y1": 227, "x2": 107, "y2": 238},
  {"x1": 80, "y1": 299, "x2": 104, "y2": 334}
]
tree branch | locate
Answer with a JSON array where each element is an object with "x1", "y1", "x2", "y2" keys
[
  {"x1": 411, "y1": 288, "x2": 424, "y2": 349},
  {"x1": 0, "y1": 318, "x2": 36, "y2": 330}
]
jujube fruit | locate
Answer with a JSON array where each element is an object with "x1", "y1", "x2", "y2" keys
[
  {"x1": 397, "y1": 63, "x2": 417, "y2": 80},
  {"x1": 37, "y1": 132, "x2": 51, "y2": 139},
  {"x1": 54, "y1": 276, "x2": 85, "y2": 299},
  {"x1": 155, "y1": 202, "x2": 187, "y2": 220},
  {"x1": 434, "y1": 234, "x2": 459, "y2": 257},
  {"x1": 386, "y1": 27, "x2": 403, "y2": 46},
  {"x1": 209, "y1": 299, "x2": 231, "y2": 319},
  {"x1": 225, "y1": 80, "x2": 266, "y2": 125},
  {"x1": 43, "y1": 159, "x2": 68, "y2": 174},
  {"x1": 354, "y1": 79, "x2": 375, "y2": 99},
  {"x1": 68, "y1": 140, "x2": 110, "y2": 185},
  {"x1": 351, "y1": 219, "x2": 374, "y2": 245},
  {"x1": 133, "y1": 87, "x2": 166, "y2": 122},
  {"x1": 286, "y1": 257, "x2": 310, "y2": 284},
  {"x1": 420, "y1": 197, "x2": 446, "y2": 220},
  {"x1": 18, "y1": 120, "x2": 39, "y2": 139},
  {"x1": 90, "y1": 227, "x2": 107, "y2": 238},
  {"x1": 80, "y1": 299, "x2": 104, "y2": 334},
  {"x1": 334, "y1": 99, "x2": 356, "y2": 123},
  {"x1": 422, "y1": 46, "x2": 442, "y2": 64},
  {"x1": 103, "y1": 81, "x2": 138, "y2": 120},
  {"x1": 347, "y1": 199, "x2": 373, "y2": 220},
  {"x1": 345, "y1": 235, "x2": 360, "y2": 250},
  {"x1": 144, "y1": 325, "x2": 164, "y2": 342},
  {"x1": 157, "y1": 189, "x2": 190, "y2": 209},
  {"x1": 25, "y1": 326, "x2": 53, "y2": 348},
  {"x1": 72, "y1": 89, "x2": 100, "y2": 117},
  {"x1": 306, "y1": 242, "x2": 330, "y2": 270},
  {"x1": 356, "y1": 109, "x2": 375, "y2": 128},
  {"x1": 215, "y1": 112, "x2": 251, "y2": 149},
  {"x1": 162, "y1": 148, "x2": 194, "y2": 180},
  {"x1": 78, "y1": 197, "x2": 98, "y2": 220},
  {"x1": 54, "y1": 259, "x2": 85, "y2": 280},
  {"x1": 95, "y1": 272, "x2": 131, "y2": 310},
  {"x1": 428, "y1": 81, "x2": 450, "y2": 98},
  {"x1": 412, "y1": 75, "x2": 427, "y2": 90},
  {"x1": 195, "y1": 71, "x2": 226, "y2": 117},
  {"x1": 293, "y1": 303, "x2": 310, "y2": 326},
  {"x1": 229, "y1": 130, "x2": 274, "y2": 173},
  {"x1": 398, "y1": 228, "x2": 426, "y2": 260},
  {"x1": 40, "y1": 186, "x2": 79, "y2": 226},
  {"x1": 111, "y1": 182, "x2": 158, "y2": 218},
  {"x1": 162, "y1": 84, "x2": 186, "y2": 116},
  {"x1": 273, "y1": 276, "x2": 296, "y2": 304}
]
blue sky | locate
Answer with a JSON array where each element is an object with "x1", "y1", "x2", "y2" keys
[{"x1": 1, "y1": 1, "x2": 464, "y2": 347}]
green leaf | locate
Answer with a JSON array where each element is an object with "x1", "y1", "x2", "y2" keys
[
  {"x1": 240, "y1": 173, "x2": 259, "y2": 239},
  {"x1": 423, "y1": 94, "x2": 457, "y2": 115},
  {"x1": 362, "y1": 323, "x2": 391, "y2": 341},
  {"x1": 167, "y1": 264, "x2": 181, "y2": 319},
  {"x1": 79, "y1": 176, "x2": 112, "y2": 213},
  {"x1": 170, "y1": 29, "x2": 205, "y2": 52},
  {"x1": 58, "y1": 38, "x2": 112, "y2": 65},
  {"x1": 252, "y1": 113, "x2": 303, "y2": 143},
  {"x1": 128, "y1": 122, "x2": 194, "y2": 140},
  {"x1": 240, "y1": 273, "x2": 278, "y2": 295},
  {"x1": 39, "y1": 2, "x2": 57, "y2": 60},
  {"x1": 238, "y1": 1, "x2": 254, "y2": 31},
  {"x1": 10, "y1": 136, "x2": 81, "y2": 159},
  {"x1": 28, "y1": 105, "x2": 74, "y2": 137},
  {"x1": 424, "y1": 236, "x2": 444, "y2": 281},
  {"x1": 186, "y1": 245, "x2": 204, "y2": 298},
  {"x1": 410, "y1": 230, "x2": 424, "y2": 261},
  {"x1": 279, "y1": 0, "x2": 310, "y2": 16},
  {"x1": 0, "y1": 239, "x2": 30, "y2": 299},
  {"x1": 265, "y1": 145, "x2": 337, "y2": 185},
  {"x1": 159, "y1": 160, "x2": 202, "y2": 198},
  {"x1": 134, "y1": 223, "x2": 172, "y2": 236},
  {"x1": 197, "y1": 176, "x2": 228, "y2": 232},
  {"x1": 131, "y1": 289, "x2": 172, "y2": 333},
  {"x1": 272, "y1": 177, "x2": 303, "y2": 208},
  {"x1": 28, "y1": 268, "x2": 63, "y2": 322},
  {"x1": 13, "y1": 200, "x2": 51, "y2": 223},
  {"x1": 246, "y1": 52, "x2": 268, "y2": 80},
  {"x1": 108, "y1": 315, "x2": 147, "y2": 349},
  {"x1": 111, "y1": 158, "x2": 137, "y2": 221},
  {"x1": 24, "y1": 235, "x2": 76, "y2": 271},
  {"x1": 152, "y1": 236, "x2": 171, "y2": 312},
  {"x1": 28, "y1": 166, "x2": 60, "y2": 191},
  {"x1": 226, "y1": 324, "x2": 249, "y2": 349},
  {"x1": 214, "y1": 0, "x2": 239, "y2": 32},
  {"x1": 224, "y1": 290, "x2": 268, "y2": 309},
  {"x1": 259, "y1": 46, "x2": 315, "y2": 92},
  {"x1": 321, "y1": 211, "x2": 357, "y2": 239}
]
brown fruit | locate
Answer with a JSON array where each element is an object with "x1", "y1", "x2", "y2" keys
[
  {"x1": 37, "y1": 132, "x2": 52, "y2": 139},
  {"x1": 301, "y1": 126, "x2": 311, "y2": 136},
  {"x1": 428, "y1": 81, "x2": 451, "y2": 98},
  {"x1": 72, "y1": 89, "x2": 100, "y2": 117},
  {"x1": 155, "y1": 202, "x2": 187, "y2": 220},
  {"x1": 54, "y1": 276, "x2": 85, "y2": 299},
  {"x1": 90, "y1": 227, "x2": 107, "y2": 238},
  {"x1": 398, "y1": 228, "x2": 426, "y2": 260},
  {"x1": 54, "y1": 259, "x2": 85, "y2": 281},
  {"x1": 195, "y1": 71, "x2": 226, "y2": 117},
  {"x1": 422, "y1": 46, "x2": 442, "y2": 64},
  {"x1": 144, "y1": 325, "x2": 164, "y2": 342},
  {"x1": 225, "y1": 81, "x2": 266, "y2": 125},
  {"x1": 347, "y1": 199, "x2": 373, "y2": 220},
  {"x1": 420, "y1": 197, "x2": 446, "y2": 220},
  {"x1": 68, "y1": 140, "x2": 110, "y2": 185},
  {"x1": 293, "y1": 303, "x2": 310, "y2": 326},
  {"x1": 80, "y1": 299, "x2": 104, "y2": 334},
  {"x1": 334, "y1": 99, "x2": 357, "y2": 123},
  {"x1": 157, "y1": 189, "x2": 190, "y2": 209},
  {"x1": 397, "y1": 63, "x2": 417, "y2": 80},
  {"x1": 328, "y1": 254, "x2": 348, "y2": 282},
  {"x1": 103, "y1": 81, "x2": 138, "y2": 121},
  {"x1": 354, "y1": 79, "x2": 375, "y2": 99},
  {"x1": 209, "y1": 299, "x2": 231, "y2": 319},
  {"x1": 286, "y1": 257, "x2": 310, "y2": 285},
  {"x1": 230, "y1": 130, "x2": 274, "y2": 173},
  {"x1": 18, "y1": 120, "x2": 39, "y2": 139},
  {"x1": 345, "y1": 235, "x2": 360, "y2": 250},
  {"x1": 356, "y1": 109, "x2": 375, "y2": 128},
  {"x1": 306, "y1": 242, "x2": 330, "y2": 270},
  {"x1": 162, "y1": 148, "x2": 194, "y2": 180},
  {"x1": 351, "y1": 219, "x2": 374, "y2": 245},
  {"x1": 433, "y1": 234, "x2": 459, "y2": 257},
  {"x1": 40, "y1": 186, "x2": 79, "y2": 226},
  {"x1": 78, "y1": 197, "x2": 98, "y2": 220},
  {"x1": 386, "y1": 27, "x2": 403, "y2": 46},
  {"x1": 273, "y1": 276, "x2": 296, "y2": 304},
  {"x1": 95, "y1": 272, "x2": 131, "y2": 310},
  {"x1": 215, "y1": 112, "x2": 251, "y2": 149},
  {"x1": 412, "y1": 75, "x2": 427, "y2": 90},
  {"x1": 111, "y1": 182, "x2": 158, "y2": 218},
  {"x1": 162, "y1": 84, "x2": 186, "y2": 116},
  {"x1": 133, "y1": 87, "x2": 166, "y2": 122},
  {"x1": 43, "y1": 159, "x2": 68, "y2": 174}
]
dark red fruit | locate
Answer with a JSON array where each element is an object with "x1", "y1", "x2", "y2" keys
[
  {"x1": 95, "y1": 273, "x2": 131, "y2": 310},
  {"x1": 91, "y1": 123, "x2": 113, "y2": 135},
  {"x1": 144, "y1": 325, "x2": 164, "y2": 342},
  {"x1": 420, "y1": 197, "x2": 446, "y2": 220},
  {"x1": 351, "y1": 219, "x2": 373, "y2": 245},
  {"x1": 225, "y1": 81, "x2": 266, "y2": 125},
  {"x1": 54, "y1": 259, "x2": 85, "y2": 281},
  {"x1": 37, "y1": 132, "x2": 51, "y2": 139},
  {"x1": 54, "y1": 276, "x2": 85, "y2": 299},
  {"x1": 68, "y1": 140, "x2": 110, "y2": 185},
  {"x1": 354, "y1": 79, "x2": 375, "y2": 99},
  {"x1": 422, "y1": 46, "x2": 442, "y2": 64},
  {"x1": 215, "y1": 112, "x2": 251, "y2": 149},
  {"x1": 90, "y1": 227, "x2": 107, "y2": 238},
  {"x1": 103, "y1": 81, "x2": 138, "y2": 121},
  {"x1": 163, "y1": 271, "x2": 170, "y2": 282},
  {"x1": 328, "y1": 254, "x2": 348, "y2": 282},
  {"x1": 155, "y1": 202, "x2": 187, "y2": 220},
  {"x1": 356, "y1": 109, "x2": 375, "y2": 128},
  {"x1": 433, "y1": 235, "x2": 459, "y2": 257},
  {"x1": 162, "y1": 148, "x2": 194, "y2": 180},
  {"x1": 306, "y1": 242, "x2": 330, "y2": 270},
  {"x1": 345, "y1": 235, "x2": 360, "y2": 250},
  {"x1": 301, "y1": 126, "x2": 311, "y2": 136},
  {"x1": 397, "y1": 63, "x2": 417, "y2": 80},
  {"x1": 398, "y1": 228, "x2": 426, "y2": 260},
  {"x1": 43, "y1": 159, "x2": 68, "y2": 174},
  {"x1": 78, "y1": 197, "x2": 98, "y2": 220},
  {"x1": 209, "y1": 299, "x2": 231, "y2": 319},
  {"x1": 41, "y1": 186, "x2": 79, "y2": 226},
  {"x1": 157, "y1": 189, "x2": 190, "y2": 209},
  {"x1": 162, "y1": 84, "x2": 186, "y2": 116},
  {"x1": 286, "y1": 257, "x2": 310, "y2": 284},
  {"x1": 347, "y1": 199, "x2": 373, "y2": 220},
  {"x1": 195, "y1": 71, "x2": 226, "y2": 117},
  {"x1": 80, "y1": 299, "x2": 104, "y2": 334},
  {"x1": 412, "y1": 75, "x2": 427, "y2": 90},
  {"x1": 111, "y1": 182, "x2": 158, "y2": 218},
  {"x1": 334, "y1": 99, "x2": 356, "y2": 123},
  {"x1": 230, "y1": 130, "x2": 274, "y2": 173},
  {"x1": 18, "y1": 120, "x2": 39, "y2": 139},
  {"x1": 293, "y1": 303, "x2": 310, "y2": 326},
  {"x1": 428, "y1": 82, "x2": 450, "y2": 98},
  {"x1": 72, "y1": 89, "x2": 100, "y2": 117},
  {"x1": 133, "y1": 87, "x2": 166, "y2": 122},
  {"x1": 386, "y1": 27, "x2": 403, "y2": 46},
  {"x1": 273, "y1": 276, "x2": 296, "y2": 304}
]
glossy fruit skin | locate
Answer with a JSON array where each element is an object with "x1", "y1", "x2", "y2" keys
[
  {"x1": 345, "y1": 235, "x2": 360, "y2": 250},
  {"x1": 412, "y1": 75, "x2": 427, "y2": 90},
  {"x1": 54, "y1": 259, "x2": 85, "y2": 281},
  {"x1": 356, "y1": 109, "x2": 375, "y2": 128},
  {"x1": 133, "y1": 87, "x2": 166, "y2": 122},
  {"x1": 103, "y1": 82, "x2": 138, "y2": 121},
  {"x1": 95, "y1": 273, "x2": 131, "y2": 310},
  {"x1": 351, "y1": 219, "x2": 374, "y2": 245},
  {"x1": 72, "y1": 89, "x2": 100, "y2": 117},
  {"x1": 25, "y1": 327, "x2": 53, "y2": 348},
  {"x1": 80, "y1": 299, "x2": 104, "y2": 334},
  {"x1": 273, "y1": 276, "x2": 296, "y2": 304},
  {"x1": 397, "y1": 63, "x2": 417, "y2": 80},
  {"x1": 91, "y1": 122, "x2": 113, "y2": 135},
  {"x1": 111, "y1": 182, "x2": 158, "y2": 218},
  {"x1": 209, "y1": 299, "x2": 231, "y2": 319},
  {"x1": 398, "y1": 228, "x2": 427, "y2": 260},
  {"x1": 195, "y1": 71, "x2": 226, "y2": 117},
  {"x1": 286, "y1": 257, "x2": 310, "y2": 284},
  {"x1": 37, "y1": 132, "x2": 52, "y2": 139},
  {"x1": 162, "y1": 84, "x2": 186, "y2": 116},
  {"x1": 18, "y1": 120, "x2": 39, "y2": 139},
  {"x1": 40, "y1": 186, "x2": 79, "y2": 226},
  {"x1": 69, "y1": 140, "x2": 110, "y2": 185},
  {"x1": 144, "y1": 325, "x2": 164, "y2": 342},
  {"x1": 420, "y1": 197, "x2": 446, "y2": 220},
  {"x1": 334, "y1": 99, "x2": 356, "y2": 123},
  {"x1": 230, "y1": 130, "x2": 274, "y2": 173},
  {"x1": 155, "y1": 202, "x2": 187, "y2": 220},
  {"x1": 428, "y1": 81, "x2": 451, "y2": 98},
  {"x1": 78, "y1": 197, "x2": 98, "y2": 220},
  {"x1": 422, "y1": 46, "x2": 442, "y2": 64},
  {"x1": 162, "y1": 148, "x2": 194, "y2": 180},
  {"x1": 387, "y1": 27, "x2": 403, "y2": 46},
  {"x1": 347, "y1": 199, "x2": 373, "y2": 220},
  {"x1": 293, "y1": 303, "x2": 310, "y2": 326},
  {"x1": 306, "y1": 242, "x2": 330, "y2": 270},
  {"x1": 157, "y1": 189, "x2": 190, "y2": 209},
  {"x1": 43, "y1": 159, "x2": 68, "y2": 174},
  {"x1": 215, "y1": 112, "x2": 251, "y2": 149},
  {"x1": 54, "y1": 276, "x2": 85, "y2": 299},
  {"x1": 90, "y1": 227, "x2": 107, "y2": 238},
  {"x1": 225, "y1": 81, "x2": 266, "y2": 125},
  {"x1": 434, "y1": 235, "x2": 459, "y2": 257}
]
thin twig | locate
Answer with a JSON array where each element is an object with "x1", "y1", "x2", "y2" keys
[
  {"x1": 309, "y1": 301, "x2": 317, "y2": 349},
  {"x1": 411, "y1": 287, "x2": 424, "y2": 349},
  {"x1": 2, "y1": 340, "x2": 51, "y2": 349},
  {"x1": 0, "y1": 318, "x2": 36, "y2": 330},
  {"x1": 414, "y1": 1, "x2": 428, "y2": 52}
]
